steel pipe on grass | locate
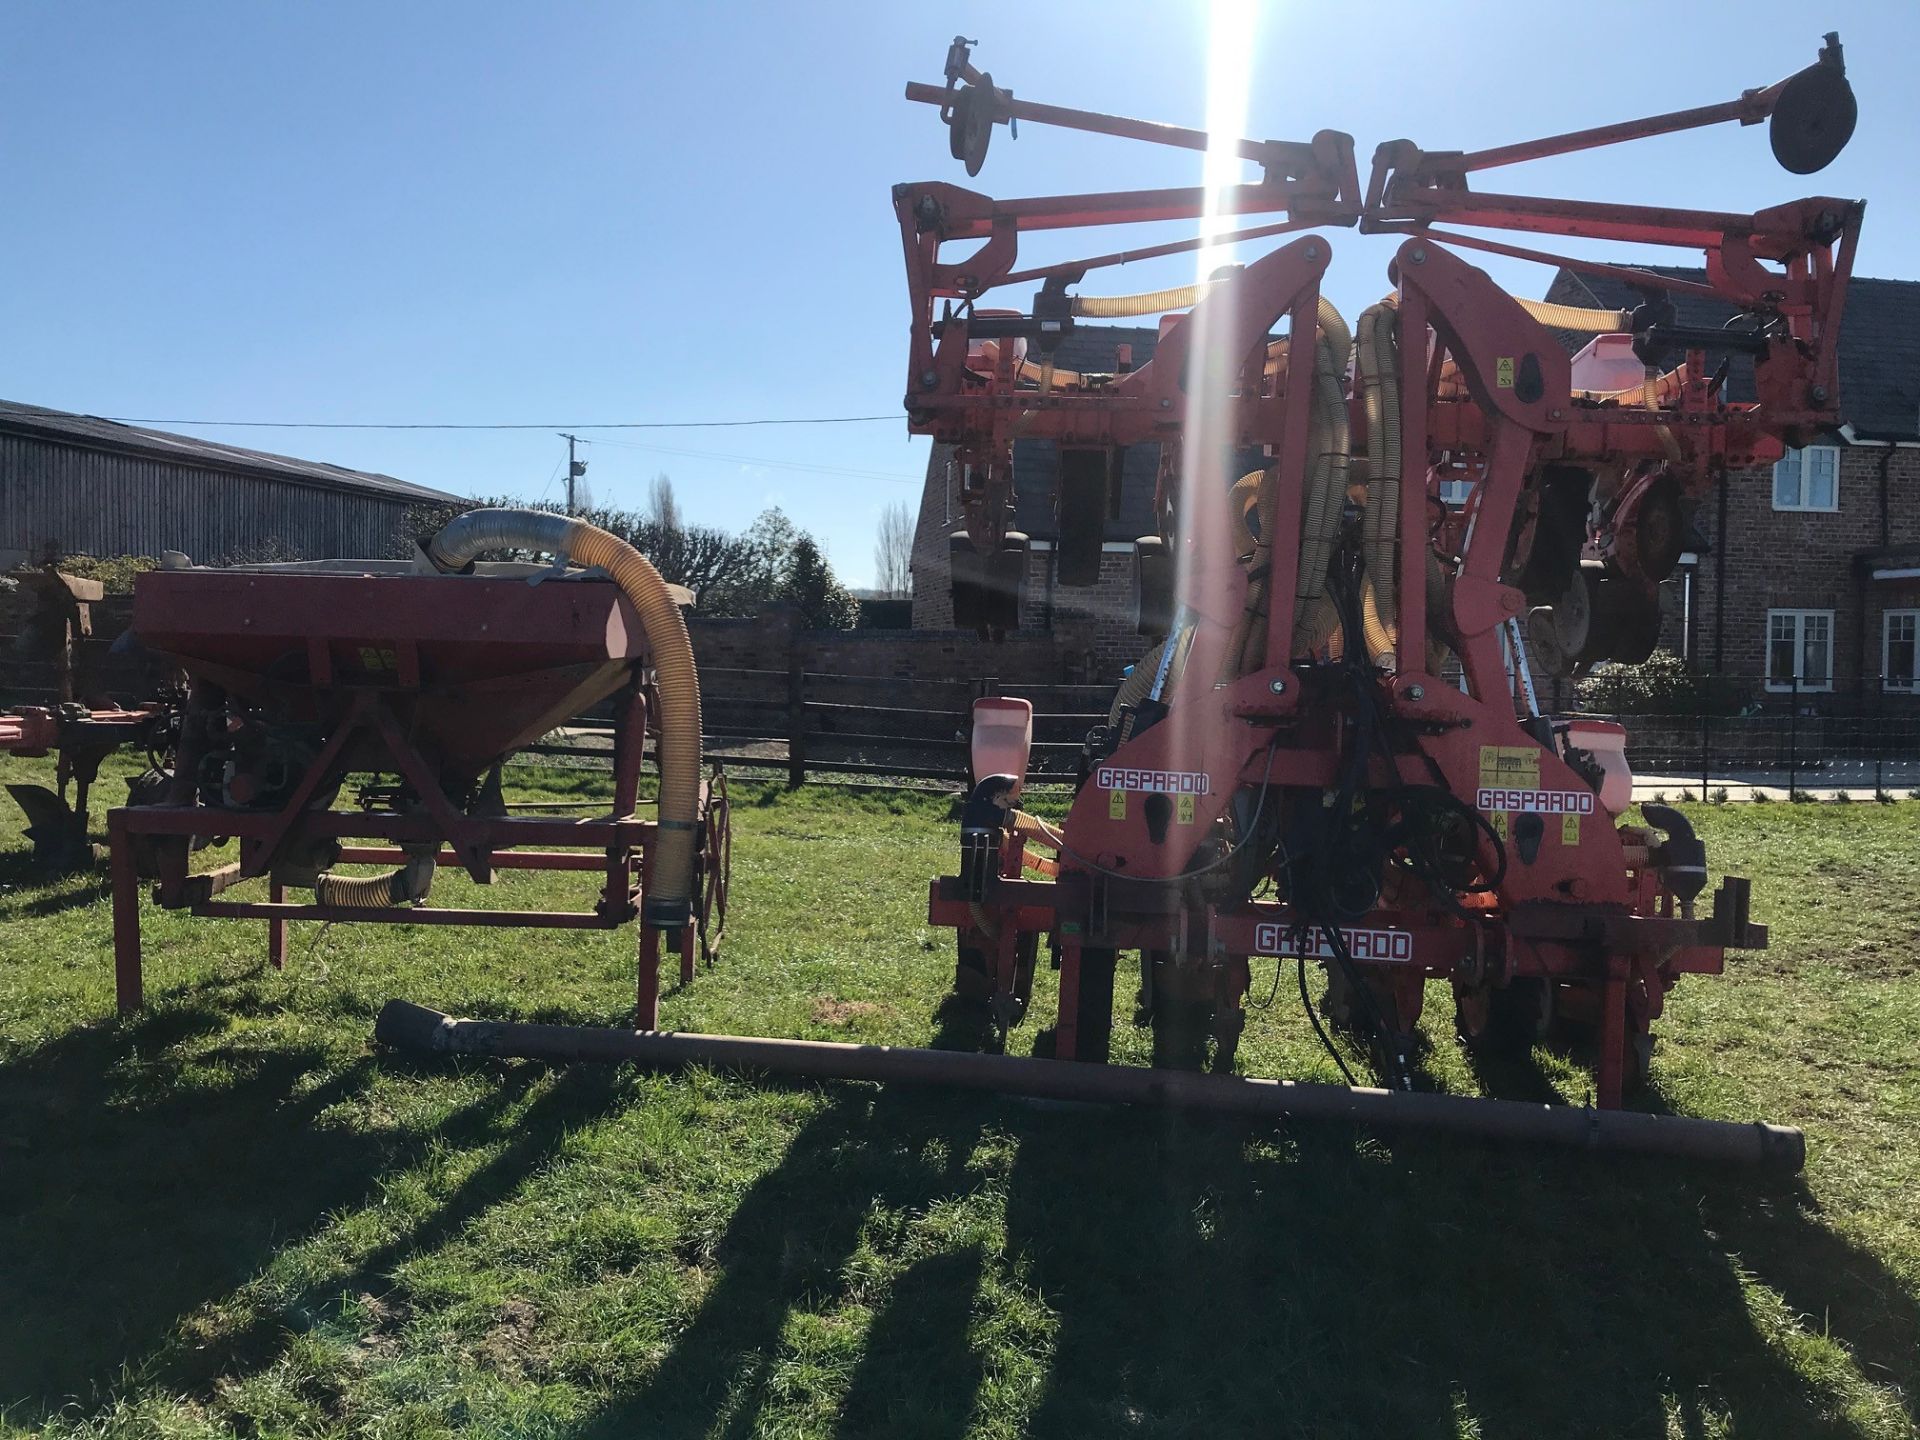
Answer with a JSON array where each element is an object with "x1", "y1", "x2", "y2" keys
[{"x1": 376, "y1": 1002, "x2": 1804, "y2": 1172}]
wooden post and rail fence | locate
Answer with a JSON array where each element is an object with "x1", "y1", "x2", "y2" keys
[{"x1": 523, "y1": 665, "x2": 1920, "y2": 797}]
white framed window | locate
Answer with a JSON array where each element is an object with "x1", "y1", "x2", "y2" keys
[
  {"x1": 1885, "y1": 610, "x2": 1919, "y2": 692},
  {"x1": 1772, "y1": 445, "x2": 1839, "y2": 511},
  {"x1": 1766, "y1": 609, "x2": 1834, "y2": 692}
]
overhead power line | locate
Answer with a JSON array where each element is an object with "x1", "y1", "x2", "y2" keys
[
  {"x1": 580, "y1": 434, "x2": 918, "y2": 484},
  {"x1": 97, "y1": 413, "x2": 900, "y2": 432}
]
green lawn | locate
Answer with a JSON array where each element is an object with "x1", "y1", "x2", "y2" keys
[{"x1": 1, "y1": 758, "x2": 1916, "y2": 1439}]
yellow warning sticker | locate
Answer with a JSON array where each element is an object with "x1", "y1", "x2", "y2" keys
[
  {"x1": 1176, "y1": 793, "x2": 1196, "y2": 825},
  {"x1": 1496, "y1": 356, "x2": 1515, "y2": 389},
  {"x1": 1108, "y1": 788, "x2": 1127, "y2": 821},
  {"x1": 1479, "y1": 745, "x2": 1540, "y2": 790},
  {"x1": 1488, "y1": 810, "x2": 1510, "y2": 840},
  {"x1": 1562, "y1": 812, "x2": 1581, "y2": 847}
]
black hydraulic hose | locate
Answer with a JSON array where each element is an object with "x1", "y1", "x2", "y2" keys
[
  {"x1": 1298, "y1": 953, "x2": 1358, "y2": 1086},
  {"x1": 374, "y1": 1002, "x2": 1806, "y2": 1171}
]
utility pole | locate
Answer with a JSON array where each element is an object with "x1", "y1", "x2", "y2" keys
[{"x1": 560, "y1": 433, "x2": 586, "y2": 514}]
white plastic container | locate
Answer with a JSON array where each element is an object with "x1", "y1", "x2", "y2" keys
[
  {"x1": 1566, "y1": 719, "x2": 1633, "y2": 815},
  {"x1": 1568, "y1": 334, "x2": 1645, "y2": 395},
  {"x1": 970, "y1": 697, "x2": 1034, "y2": 796}
]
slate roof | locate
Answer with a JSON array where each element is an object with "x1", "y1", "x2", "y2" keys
[
  {"x1": 0, "y1": 399, "x2": 463, "y2": 503},
  {"x1": 1546, "y1": 266, "x2": 1920, "y2": 441}
]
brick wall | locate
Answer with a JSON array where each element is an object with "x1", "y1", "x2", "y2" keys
[
  {"x1": 906, "y1": 443, "x2": 1155, "y2": 683},
  {"x1": 689, "y1": 602, "x2": 1118, "y2": 687},
  {"x1": 908, "y1": 446, "x2": 958, "y2": 631},
  {"x1": 1689, "y1": 445, "x2": 1920, "y2": 702}
]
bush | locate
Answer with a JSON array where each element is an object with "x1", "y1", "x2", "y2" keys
[
  {"x1": 1752, "y1": 789, "x2": 1772, "y2": 803},
  {"x1": 1877, "y1": 790, "x2": 1898, "y2": 804},
  {"x1": 1831, "y1": 791, "x2": 1854, "y2": 804},
  {"x1": 781, "y1": 536, "x2": 858, "y2": 631},
  {"x1": 47, "y1": 553, "x2": 158, "y2": 594},
  {"x1": 1573, "y1": 649, "x2": 1747, "y2": 716},
  {"x1": 1711, "y1": 787, "x2": 1729, "y2": 804}
]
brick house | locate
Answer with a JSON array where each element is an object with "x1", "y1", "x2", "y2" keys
[{"x1": 1544, "y1": 268, "x2": 1920, "y2": 705}]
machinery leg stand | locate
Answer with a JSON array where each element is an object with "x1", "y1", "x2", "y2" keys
[
  {"x1": 108, "y1": 813, "x2": 142, "y2": 1015},
  {"x1": 638, "y1": 924, "x2": 661, "y2": 1030},
  {"x1": 268, "y1": 880, "x2": 287, "y2": 971},
  {"x1": 1598, "y1": 956, "x2": 1628, "y2": 1111},
  {"x1": 1055, "y1": 937, "x2": 1082, "y2": 1061},
  {"x1": 679, "y1": 923, "x2": 696, "y2": 987}
]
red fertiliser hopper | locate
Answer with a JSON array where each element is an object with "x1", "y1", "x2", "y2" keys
[{"x1": 107, "y1": 513, "x2": 729, "y2": 1023}]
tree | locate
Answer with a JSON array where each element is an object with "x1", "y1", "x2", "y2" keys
[
  {"x1": 699, "y1": 507, "x2": 799, "y2": 617},
  {"x1": 781, "y1": 535, "x2": 858, "y2": 630},
  {"x1": 647, "y1": 474, "x2": 681, "y2": 534},
  {"x1": 394, "y1": 492, "x2": 820, "y2": 620},
  {"x1": 874, "y1": 500, "x2": 914, "y2": 598}
]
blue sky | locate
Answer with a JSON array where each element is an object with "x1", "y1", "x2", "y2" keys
[{"x1": 3, "y1": 2, "x2": 1912, "y2": 586}]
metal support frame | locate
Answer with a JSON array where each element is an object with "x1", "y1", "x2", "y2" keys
[{"x1": 105, "y1": 651, "x2": 727, "y2": 1028}]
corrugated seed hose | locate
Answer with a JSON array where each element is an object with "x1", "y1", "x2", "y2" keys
[
  {"x1": 1071, "y1": 283, "x2": 1209, "y2": 318},
  {"x1": 316, "y1": 847, "x2": 437, "y2": 908},
  {"x1": 1513, "y1": 299, "x2": 1631, "y2": 332},
  {"x1": 1357, "y1": 300, "x2": 1402, "y2": 669},
  {"x1": 428, "y1": 508, "x2": 702, "y2": 930},
  {"x1": 1286, "y1": 299, "x2": 1354, "y2": 661}
]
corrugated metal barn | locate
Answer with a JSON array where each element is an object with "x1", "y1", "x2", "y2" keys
[{"x1": 0, "y1": 399, "x2": 465, "y2": 565}]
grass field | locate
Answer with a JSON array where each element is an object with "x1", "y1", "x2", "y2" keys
[{"x1": 1, "y1": 756, "x2": 1916, "y2": 1439}]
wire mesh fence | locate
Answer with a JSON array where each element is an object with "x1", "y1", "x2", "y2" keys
[
  {"x1": 1564, "y1": 671, "x2": 1920, "y2": 799},
  {"x1": 525, "y1": 665, "x2": 1920, "y2": 799}
]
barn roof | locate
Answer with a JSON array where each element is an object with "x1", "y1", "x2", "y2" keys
[{"x1": 0, "y1": 399, "x2": 463, "y2": 504}]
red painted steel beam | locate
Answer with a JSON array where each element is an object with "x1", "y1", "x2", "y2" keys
[
  {"x1": 904, "y1": 80, "x2": 1314, "y2": 168},
  {"x1": 1448, "y1": 94, "x2": 1770, "y2": 174},
  {"x1": 917, "y1": 181, "x2": 1320, "y2": 241},
  {"x1": 0, "y1": 709, "x2": 59, "y2": 756},
  {"x1": 333, "y1": 846, "x2": 613, "y2": 872},
  {"x1": 112, "y1": 806, "x2": 652, "y2": 848},
  {"x1": 998, "y1": 217, "x2": 1319, "y2": 286},
  {"x1": 194, "y1": 901, "x2": 625, "y2": 930}
]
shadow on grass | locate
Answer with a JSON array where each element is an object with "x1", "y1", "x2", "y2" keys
[
  {"x1": 573, "y1": 1087, "x2": 991, "y2": 1440},
  {"x1": 165, "y1": 1058, "x2": 630, "y2": 1394},
  {"x1": 1005, "y1": 1104, "x2": 1916, "y2": 1439},
  {"x1": 0, "y1": 979, "x2": 625, "y2": 1425},
  {"x1": 0, "y1": 845, "x2": 111, "y2": 919},
  {"x1": 0, "y1": 980, "x2": 367, "y2": 1416},
  {"x1": 569, "y1": 1081, "x2": 1914, "y2": 1440},
  {"x1": 7, "y1": 973, "x2": 1910, "y2": 1438}
]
